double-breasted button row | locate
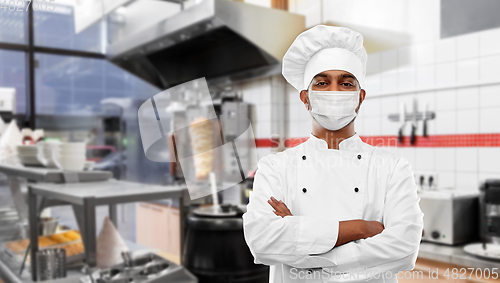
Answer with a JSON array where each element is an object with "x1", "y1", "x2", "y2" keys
[
  {"x1": 302, "y1": 154, "x2": 361, "y2": 160},
  {"x1": 301, "y1": 154, "x2": 360, "y2": 194},
  {"x1": 302, "y1": 187, "x2": 357, "y2": 193},
  {"x1": 301, "y1": 155, "x2": 308, "y2": 194}
]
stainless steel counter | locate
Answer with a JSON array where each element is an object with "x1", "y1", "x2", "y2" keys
[
  {"x1": 418, "y1": 241, "x2": 500, "y2": 268},
  {"x1": 0, "y1": 240, "x2": 168, "y2": 283}
]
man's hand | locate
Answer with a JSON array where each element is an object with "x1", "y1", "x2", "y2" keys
[
  {"x1": 268, "y1": 196, "x2": 292, "y2": 218},
  {"x1": 336, "y1": 220, "x2": 385, "y2": 247},
  {"x1": 363, "y1": 220, "x2": 385, "y2": 239}
]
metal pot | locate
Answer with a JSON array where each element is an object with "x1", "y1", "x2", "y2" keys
[{"x1": 183, "y1": 204, "x2": 269, "y2": 283}]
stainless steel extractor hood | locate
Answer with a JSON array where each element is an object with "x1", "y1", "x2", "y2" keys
[{"x1": 106, "y1": 0, "x2": 305, "y2": 89}]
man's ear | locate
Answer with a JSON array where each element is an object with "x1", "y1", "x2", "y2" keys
[
  {"x1": 355, "y1": 89, "x2": 366, "y2": 113},
  {"x1": 359, "y1": 89, "x2": 366, "y2": 103},
  {"x1": 300, "y1": 89, "x2": 309, "y2": 110}
]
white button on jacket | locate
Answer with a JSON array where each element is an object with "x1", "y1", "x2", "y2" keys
[{"x1": 242, "y1": 132, "x2": 424, "y2": 283}]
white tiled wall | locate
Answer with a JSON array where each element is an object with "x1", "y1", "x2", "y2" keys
[
  {"x1": 357, "y1": 27, "x2": 500, "y2": 192},
  {"x1": 236, "y1": 25, "x2": 500, "y2": 192}
]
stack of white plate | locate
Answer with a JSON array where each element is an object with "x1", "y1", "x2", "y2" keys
[
  {"x1": 16, "y1": 145, "x2": 43, "y2": 166},
  {"x1": 37, "y1": 141, "x2": 59, "y2": 168},
  {"x1": 52, "y1": 142, "x2": 87, "y2": 171}
]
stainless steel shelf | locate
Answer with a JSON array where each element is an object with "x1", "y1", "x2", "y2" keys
[
  {"x1": 28, "y1": 180, "x2": 188, "y2": 282},
  {"x1": 0, "y1": 164, "x2": 112, "y2": 183},
  {"x1": 0, "y1": 163, "x2": 113, "y2": 227},
  {"x1": 29, "y1": 180, "x2": 185, "y2": 206}
]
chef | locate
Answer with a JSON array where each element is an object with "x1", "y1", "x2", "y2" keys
[{"x1": 242, "y1": 25, "x2": 424, "y2": 283}]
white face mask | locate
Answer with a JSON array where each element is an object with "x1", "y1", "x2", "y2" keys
[{"x1": 307, "y1": 90, "x2": 360, "y2": 131}]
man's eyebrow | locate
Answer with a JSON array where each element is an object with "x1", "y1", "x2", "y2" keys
[
  {"x1": 339, "y1": 73, "x2": 356, "y2": 80},
  {"x1": 313, "y1": 73, "x2": 356, "y2": 80},
  {"x1": 313, "y1": 73, "x2": 329, "y2": 79}
]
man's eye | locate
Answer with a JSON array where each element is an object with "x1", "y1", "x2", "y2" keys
[
  {"x1": 341, "y1": 83, "x2": 354, "y2": 87},
  {"x1": 316, "y1": 82, "x2": 327, "y2": 86}
]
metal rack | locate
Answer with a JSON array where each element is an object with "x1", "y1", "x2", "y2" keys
[
  {"x1": 28, "y1": 180, "x2": 188, "y2": 282},
  {"x1": 0, "y1": 164, "x2": 112, "y2": 222},
  {"x1": 387, "y1": 111, "x2": 436, "y2": 122}
]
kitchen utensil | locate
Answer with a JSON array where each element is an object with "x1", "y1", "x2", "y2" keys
[
  {"x1": 121, "y1": 251, "x2": 133, "y2": 268},
  {"x1": 79, "y1": 253, "x2": 196, "y2": 283},
  {"x1": 419, "y1": 189, "x2": 479, "y2": 245},
  {"x1": 84, "y1": 265, "x2": 96, "y2": 283},
  {"x1": 423, "y1": 102, "x2": 429, "y2": 137},
  {"x1": 398, "y1": 103, "x2": 405, "y2": 144},
  {"x1": 36, "y1": 248, "x2": 67, "y2": 281},
  {"x1": 16, "y1": 217, "x2": 59, "y2": 238},
  {"x1": 138, "y1": 262, "x2": 170, "y2": 279},
  {"x1": 411, "y1": 98, "x2": 417, "y2": 145},
  {"x1": 209, "y1": 172, "x2": 220, "y2": 210},
  {"x1": 463, "y1": 243, "x2": 500, "y2": 260},
  {"x1": 39, "y1": 217, "x2": 59, "y2": 235}
]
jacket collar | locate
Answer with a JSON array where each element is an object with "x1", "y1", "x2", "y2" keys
[{"x1": 306, "y1": 132, "x2": 362, "y2": 152}]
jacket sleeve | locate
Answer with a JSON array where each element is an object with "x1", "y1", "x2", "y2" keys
[
  {"x1": 242, "y1": 155, "x2": 342, "y2": 268},
  {"x1": 309, "y1": 155, "x2": 424, "y2": 274},
  {"x1": 321, "y1": 250, "x2": 419, "y2": 282}
]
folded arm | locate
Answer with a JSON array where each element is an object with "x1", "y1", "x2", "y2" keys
[
  {"x1": 269, "y1": 196, "x2": 383, "y2": 248},
  {"x1": 310, "y1": 155, "x2": 424, "y2": 275},
  {"x1": 242, "y1": 155, "x2": 383, "y2": 268}
]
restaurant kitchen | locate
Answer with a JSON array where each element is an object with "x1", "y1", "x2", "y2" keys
[{"x1": 0, "y1": 0, "x2": 500, "y2": 282}]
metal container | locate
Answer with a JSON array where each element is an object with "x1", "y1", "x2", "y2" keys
[
  {"x1": 183, "y1": 205, "x2": 269, "y2": 283},
  {"x1": 80, "y1": 253, "x2": 196, "y2": 283},
  {"x1": 419, "y1": 190, "x2": 479, "y2": 245},
  {"x1": 36, "y1": 248, "x2": 66, "y2": 281},
  {"x1": 479, "y1": 179, "x2": 500, "y2": 244},
  {"x1": 38, "y1": 217, "x2": 59, "y2": 235},
  {"x1": 18, "y1": 217, "x2": 59, "y2": 239}
]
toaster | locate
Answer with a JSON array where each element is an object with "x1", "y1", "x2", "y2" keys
[{"x1": 419, "y1": 189, "x2": 479, "y2": 245}]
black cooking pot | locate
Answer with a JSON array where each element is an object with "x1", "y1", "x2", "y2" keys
[{"x1": 183, "y1": 204, "x2": 269, "y2": 283}]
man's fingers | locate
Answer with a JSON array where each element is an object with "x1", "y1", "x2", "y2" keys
[
  {"x1": 268, "y1": 199, "x2": 280, "y2": 210},
  {"x1": 269, "y1": 197, "x2": 292, "y2": 217},
  {"x1": 269, "y1": 198, "x2": 283, "y2": 208}
]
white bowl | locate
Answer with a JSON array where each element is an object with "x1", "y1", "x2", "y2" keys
[
  {"x1": 42, "y1": 141, "x2": 60, "y2": 148},
  {"x1": 19, "y1": 156, "x2": 43, "y2": 166},
  {"x1": 16, "y1": 145, "x2": 38, "y2": 153},
  {"x1": 57, "y1": 142, "x2": 86, "y2": 150},
  {"x1": 53, "y1": 156, "x2": 86, "y2": 171},
  {"x1": 17, "y1": 152, "x2": 38, "y2": 157},
  {"x1": 54, "y1": 148, "x2": 86, "y2": 156}
]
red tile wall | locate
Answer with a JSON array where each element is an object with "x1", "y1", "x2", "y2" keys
[{"x1": 255, "y1": 133, "x2": 500, "y2": 148}]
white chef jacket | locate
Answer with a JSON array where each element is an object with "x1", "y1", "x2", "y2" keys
[{"x1": 242, "y1": 132, "x2": 424, "y2": 283}]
